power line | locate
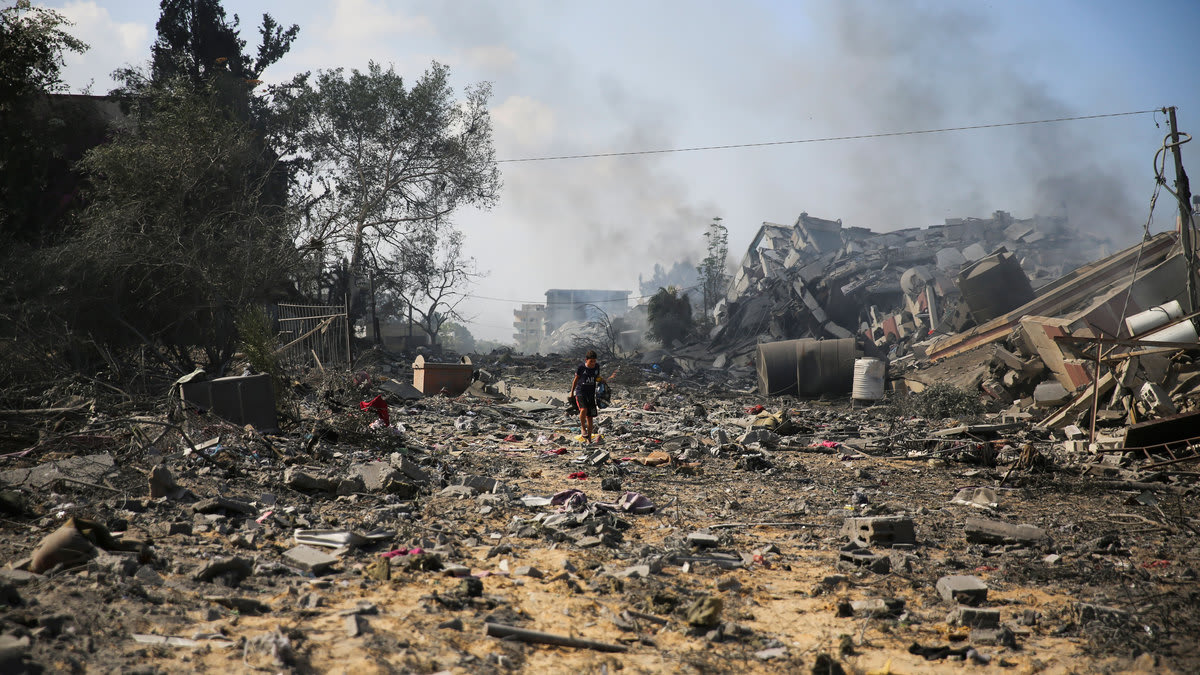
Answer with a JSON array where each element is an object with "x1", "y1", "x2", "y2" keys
[{"x1": 496, "y1": 109, "x2": 1160, "y2": 163}]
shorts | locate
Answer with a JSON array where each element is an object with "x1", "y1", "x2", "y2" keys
[{"x1": 575, "y1": 392, "x2": 598, "y2": 417}]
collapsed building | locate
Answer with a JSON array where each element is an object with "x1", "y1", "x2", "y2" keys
[
  {"x1": 702, "y1": 209, "x2": 1200, "y2": 452},
  {"x1": 710, "y1": 210, "x2": 1113, "y2": 363}
]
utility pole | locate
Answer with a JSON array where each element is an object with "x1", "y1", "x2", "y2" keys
[{"x1": 1166, "y1": 106, "x2": 1197, "y2": 313}]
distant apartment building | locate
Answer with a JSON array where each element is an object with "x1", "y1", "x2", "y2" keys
[
  {"x1": 543, "y1": 289, "x2": 632, "y2": 333},
  {"x1": 513, "y1": 304, "x2": 546, "y2": 353}
]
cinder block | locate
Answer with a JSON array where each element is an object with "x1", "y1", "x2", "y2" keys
[
  {"x1": 936, "y1": 575, "x2": 988, "y2": 606},
  {"x1": 948, "y1": 606, "x2": 1000, "y2": 628},
  {"x1": 842, "y1": 516, "x2": 916, "y2": 548}
]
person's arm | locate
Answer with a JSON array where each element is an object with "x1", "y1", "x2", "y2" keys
[{"x1": 569, "y1": 372, "x2": 580, "y2": 397}]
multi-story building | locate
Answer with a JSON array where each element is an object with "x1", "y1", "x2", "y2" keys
[{"x1": 513, "y1": 304, "x2": 546, "y2": 353}]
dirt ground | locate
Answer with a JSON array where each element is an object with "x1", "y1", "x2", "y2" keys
[{"x1": 1, "y1": 352, "x2": 1197, "y2": 674}]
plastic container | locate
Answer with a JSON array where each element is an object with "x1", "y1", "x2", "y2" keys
[
  {"x1": 1124, "y1": 300, "x2": 1184, "y2": 337},
  {"x1": 851, "y1": 358, "x2": 887, "y2": 401}
]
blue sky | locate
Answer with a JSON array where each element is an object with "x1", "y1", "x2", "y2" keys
[{"x1": 44, "y1": 0, "x2": 1200, "y2": 342}]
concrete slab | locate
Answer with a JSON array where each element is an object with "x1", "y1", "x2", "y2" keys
[{"x1": 284, "y1": 545, "x2": 337, "y2": 575}]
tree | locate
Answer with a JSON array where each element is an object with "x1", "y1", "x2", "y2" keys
[
  {"x1": 647, "y1": 286, "x2": 694, "y2": 346},
  {"x1": 384, "y1": 226, "x2": 482, "y2": 345},
  {"x1": 699, "y1": 216, "x2": 729, "y2": 324},
  {"x1": 48, "y1": 81, "x2": 300, "y2": 373},
  {"x1": 150, "y1": 0, "x2": 298, "y2": 90},
  {"x1": 572, "y1": 304, "x2": 621, "y2": 358},
  {"x1": 288, "y1": 61, "x2": 501, "y2": 318},
  {"x1": 438, "y1": 321, "x2": 476, "y2": 354},
  {"x1": 0, "y1": 0, "x2": 88, "y2": 245}
]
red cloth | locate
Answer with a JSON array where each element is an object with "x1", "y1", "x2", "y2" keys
[
  {"x1": 568, "y1": 471, "x2": 588, "y2": 480},
  {"x1": 359, "y1": 395, "x2": 389, "y2": 425}
]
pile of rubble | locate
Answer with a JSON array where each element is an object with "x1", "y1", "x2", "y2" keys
[{"x1": 1, "y1": 345, "x2": 1198, "y2": 673}]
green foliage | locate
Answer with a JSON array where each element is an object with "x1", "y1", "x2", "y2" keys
[
  {"x1": 647, "y1": 286, "x2": 694, "y2": 346},
  {"x1": 47, "y1": 82, "x2": 300, "y2": 372},
  {"x1": 150, "y1": 0, "x2": 297, "y2": 87},
  {"x1": 235, "y1": 305, "x2": 284, "y2": 390},
  {"x1": 699, "y1": 217, "x2": 729, "y2": 323},
  {"x1": 897, "y1": 383, "x2": 984, "y2": 420},
  {"x1": 288, "y1": 61, "x2": 501, "y2": 320},
  {"x1": 0, "y1": 1, "x2": 89, "y2": 245}
]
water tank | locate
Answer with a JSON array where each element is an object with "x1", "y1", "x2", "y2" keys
[
  {"x1": 957, "y1": 251, "x2": 1035, "y2": 324},
  {"x1": 756, "y1": 338, "x2": 861, "y2": 396},
  {"x1": 1125, "y1": 300, "x2": 1184, "y2": 337},
  {"x1": 851, "y1": 358, "x2": 887, "y2": 401},
  {"x1": 1138, "y1": 317, "x2": 1198, "y2": 344}
]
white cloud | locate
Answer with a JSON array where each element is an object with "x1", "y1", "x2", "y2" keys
[
  {"x1": 51, "y1": 1, "x2": 151, "y2": 93},
  {"x1": 491, "y1": 95, "x2": 556, "y2": 150},
  {"x1": 324, "y1": 0, "x2": 432, "y2": 43}
]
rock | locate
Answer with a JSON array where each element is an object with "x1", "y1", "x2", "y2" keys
[
  {"x1": 243, "y1": 630, "x2": 293, "y2": 669},
  {"x1": 686, "y1": 595, "x2": 724, "y2": 627},
  {"x1": 964, "y1": 517, "x2": 1048, "y2": 546},
  {"x1": 193, "y1": 496, "x2": 255, "y2": 516},
  {"x1": 0, "y1": 569, "x2": 37, "y2": 586},
  {"x1": 284, "y1": 467, "x2": 338, "y2": 493},
  {"x1": 195, "y1": 556, "x2": 253, "y2": 586},
  {"x1": 345, "y1": 614, "x2": 366, "y2": 637},
  {"x1": 458, "y1": 577, "x2": 483, "y2": 597},
  {"x1": 687, "y1": 532, "x2": 720, "y2": 549},
  {"x1": 148, "y1": 465, "x2": 183, "y2": 499},
  {"x1": 438, "y1": 617, "x2": 464, "y2": 631},
  {"x1": 365, "y1": 557, "x2": 390, "y2": 581},
  {"x1": 513, "y1": 565, "x2": 543, "y2": 579}
]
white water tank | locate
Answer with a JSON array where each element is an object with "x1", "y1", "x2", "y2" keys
[
  {"x1": 1138, "y1": 317, "x2": 1198, "y2": 345},
  {"x1": 1125, "y1": 300, "x2": 1183, "y2": 337},
  {"x1": 851, "y1": 358, "x2": 887, "y2": 402}
]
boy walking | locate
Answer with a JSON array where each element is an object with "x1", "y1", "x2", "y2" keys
[{"x1": 570, "y1": 350, "x2": 601, "y2": 443}]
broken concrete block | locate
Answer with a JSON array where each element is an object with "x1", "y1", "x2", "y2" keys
[
  {"x1": 388, "y1": 454, "x2": 429, "y2": 483},
  {"x1": 948, "y1": 606, "x2": 1000, "y2": 628},
  {"x1": 841, "y1": 516, "x2": 916, "y2": 548},
  {"x1": 284, "y1": 545, "x2": 337, "y2": 575},
  {"x1": 936, "y1": 575, "x2": 988, "y2": 606},
  {"x1": 451, "y1": 475, "x2": 498, "y2": 494},
  {"x1": 687, "y1": 532, "x2": 720, "y2": 549},
  {"x1": 1033, "y1": 382, "x2": 1072, "y2": 407},
  {"x1": 1138, "y1": 382, "x2": 1177, "y2": 417},
  {"x1": 284, "y1": 467, "x2": 338, "y2": 493},
  {"x1": 964, "y1": 518, "x2": 1047, "y2": 546},
  {"x1": 838, "y1": 549, "x2": 890, "y2": 574},
  {"x1": 845, "y1": 598, "x2": 905, "y2": 618}
]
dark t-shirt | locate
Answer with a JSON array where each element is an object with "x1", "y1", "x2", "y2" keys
[{"x1": 575, "y1": 363, "x2": 599, "y2": 397}]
